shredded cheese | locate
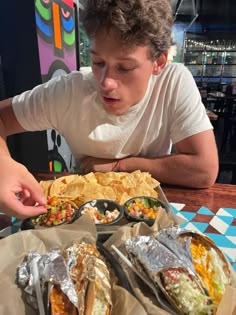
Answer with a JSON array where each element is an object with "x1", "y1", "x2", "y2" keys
[{"x1": 190, "y1": 240, "x2": 229, "y2": 305}]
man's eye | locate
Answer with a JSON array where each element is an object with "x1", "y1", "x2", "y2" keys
[
  {"x1": 118, "y1": 66, "x2": 135, "y2": 72},
  {"x1": 92, "y1": 61, "x2": 104, "y2": 67}
]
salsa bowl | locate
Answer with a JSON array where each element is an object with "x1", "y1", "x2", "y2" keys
[
  {"x1": 21, "y1": 197, "x2": 78, "y2": 230},
  {"x1": 77, "y1": 199, "x2": 124, "y2": 225},
  {"x1": 124, "y1": 196, "x2": 168, "y2": 226}
]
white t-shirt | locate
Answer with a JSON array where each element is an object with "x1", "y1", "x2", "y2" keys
[{"x1": 12, "y1": 63, "x2": 212, "y2": 163}]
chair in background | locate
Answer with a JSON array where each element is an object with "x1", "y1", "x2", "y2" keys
[
  {"x1": 217, "y1": 85, "x2": 236, "y2": 184},
  {"x1": 219, "y1": 86, "x2": 236, "y2": 154},
  {"x1": 217, "y1": 151, "x2": 236, "y2": 184}
]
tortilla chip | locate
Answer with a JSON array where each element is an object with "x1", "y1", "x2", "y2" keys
[{"x1": 40, "y1": 171, "x2": 159, "y2": 205}]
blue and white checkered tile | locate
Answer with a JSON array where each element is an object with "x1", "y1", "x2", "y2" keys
[
  {"x1": 169, "y1": 204, "x2": 236, "y2": 271},
  {"x1": 0, "y1": 215, "x2": 22, "y2": 238}
]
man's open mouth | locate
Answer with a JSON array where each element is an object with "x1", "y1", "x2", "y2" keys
[{"x1": 102, "y1": 96, "x2": 120, "y2": 104}]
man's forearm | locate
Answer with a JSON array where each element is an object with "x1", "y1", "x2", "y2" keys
[
  {"x1": 0, "y1": 97, "x2": 25, "y2": 157},
  {"x1": 120, "y1": 154, "x2": 218, "y2": 188},
  {"x1": 0, "y1": 120, "x2": 11, "y2": 157},
  {"x1": 0, "y1": 98, "x2": 13, "y2": 156}
]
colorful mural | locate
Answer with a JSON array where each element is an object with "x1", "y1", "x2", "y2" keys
[
  {"x1": 35, "y1": 0, "x2": 77, "y2": 81},
  {"x1": 34, "y1": 0, "x2": 77, "y2": 172}
]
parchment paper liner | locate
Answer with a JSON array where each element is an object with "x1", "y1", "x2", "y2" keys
[
  {"x1": 0, "y1": 208, "x2": 234, "y2": 315},
  {"x1": 104, "y1": 209, "x2": 236, "y2": 315}
]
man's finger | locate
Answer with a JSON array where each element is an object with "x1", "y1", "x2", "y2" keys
[
  {"x1": 22, "y1": 196, "x2": 38, "y2": 207},
  {"x1": 21, "y1": 175, "x2": 47, "y2": 206},
  {"x1": 4, "y1": 196, "x2": 47, "y2": 219}
]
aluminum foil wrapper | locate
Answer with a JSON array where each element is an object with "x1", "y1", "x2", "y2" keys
[
  {"x1": 125, "y1": 234, "x2": 214, "y2": 315},
  {"x1": 155, "y1": 226, "x2": 192, "y2": 248},
  {"x1": 125, "y1": 235, "x2": 188, "y2": 278},
  {"x1": 17, "y1": 249, "x2": 78, "y2": 310},
  {"x1": 156, "y1": 227, "x2": 231, "y2": 307},
  {"x1": 155, "y1": 226, "x2": 232, "y2": 278},
  {"x1": 64, "y1": 243, "x2": 112, "y2": 315},
  {"x1": 17, "y1": 242, "x2": 112, "y2": 314},
  {"x1": 154, "y1": 226, "x2": 195, "y2": 273}
]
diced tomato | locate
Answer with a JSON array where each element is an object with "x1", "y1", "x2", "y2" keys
[
  {"x1": 48, "y1": 196, "x2": 57, "y2": 205},
  {"x1": 49, "y1": 214, "x2": 56, "y2": 221}
]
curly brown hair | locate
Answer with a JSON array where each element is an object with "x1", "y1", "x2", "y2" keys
[{"x1": 81, "y1": 0, "x2": 173, "y2": 60}]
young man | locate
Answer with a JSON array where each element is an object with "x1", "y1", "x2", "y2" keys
[{"x1": 0, "y1": 0, "x2": 218, "y2": 219}]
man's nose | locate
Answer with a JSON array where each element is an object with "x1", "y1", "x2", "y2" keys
[{"x1": 100, "y1": 66, "x2": 118, "y2": 90}]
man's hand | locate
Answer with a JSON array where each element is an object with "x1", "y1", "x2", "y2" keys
[
  {"x1": 0, "y1": 156, "x2": 47, "y2": 219},
  {"x1": 80, "y1": 156, "x2": 120, "y2": 173}
]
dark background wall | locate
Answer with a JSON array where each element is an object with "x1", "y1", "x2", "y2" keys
[
  {"x1": 0, "y1": 0, "x2": 48, "y2": 171},
  {"x1": 171, "y1": 0, "x2": 236, "y2": 26},
  {"x1": 0, "y1": 1, "x2": 42, "y2": 95}
]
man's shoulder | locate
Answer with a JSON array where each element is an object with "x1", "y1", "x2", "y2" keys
[
  {"x1": 78, "y1": 66, "x2": 93, "y2": 76},
  {"x1": 155, "y1": 63, "x2": 193, "y2": 86},
  {"x1": 67, "y1": 67, "x2": 93, "y2": 80},
  {"x1": 64, "y1": 67, "x2": 96, "y2": 89},
  {"x1": 162, "y1": 62, "x2": 187, "y2": 76}
]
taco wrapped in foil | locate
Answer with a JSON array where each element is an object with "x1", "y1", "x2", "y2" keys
[
  {"x1": 63, "y1": 242, "x2": 112, "y2": 315},
  {"x1": 125, "y1": 235, "x2": 214, "y2": 315},
  {"x1": 156, "y1": 227, "x2": 231, "y2": 308},
  {"x1": 17, "y1": 242, "x2": 112, "y2": 315}
]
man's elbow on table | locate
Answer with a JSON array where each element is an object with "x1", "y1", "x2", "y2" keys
[
  {"x1": 174, "y1": 130, "x2": 219, "y2": 189},
  {"x1": 194, "y1": 159, "x2": 219, "y2": 189}
]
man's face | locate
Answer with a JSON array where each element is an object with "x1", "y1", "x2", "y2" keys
[{"x1": 89, "y1": 29, "x2": 161, "y2": 116}]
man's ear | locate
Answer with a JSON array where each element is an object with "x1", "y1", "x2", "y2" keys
[{"x1": 152, "y1": 52, "x2": 168, "y2": 75}]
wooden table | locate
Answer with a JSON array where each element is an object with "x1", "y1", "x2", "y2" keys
[
  {"x1": 163, "y1": 183, "x2": 236, "y2": 214},
  {"x1": 206, "y1": 109, "x2": 218, "y2": 121},
  {"x1": 208, "y1": 91, "x2": 236, "y2": 100},
  {"x1": 208, "y1": 91, "x2": 226, "y2": 99}
]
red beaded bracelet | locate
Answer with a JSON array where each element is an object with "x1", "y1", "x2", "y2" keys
[
  {"x1": 111, "y1": 160, "x2": 122, "y2": 172},
  {"x1": 117, "y1": 160, "x2": 122, "y2": 172}
]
